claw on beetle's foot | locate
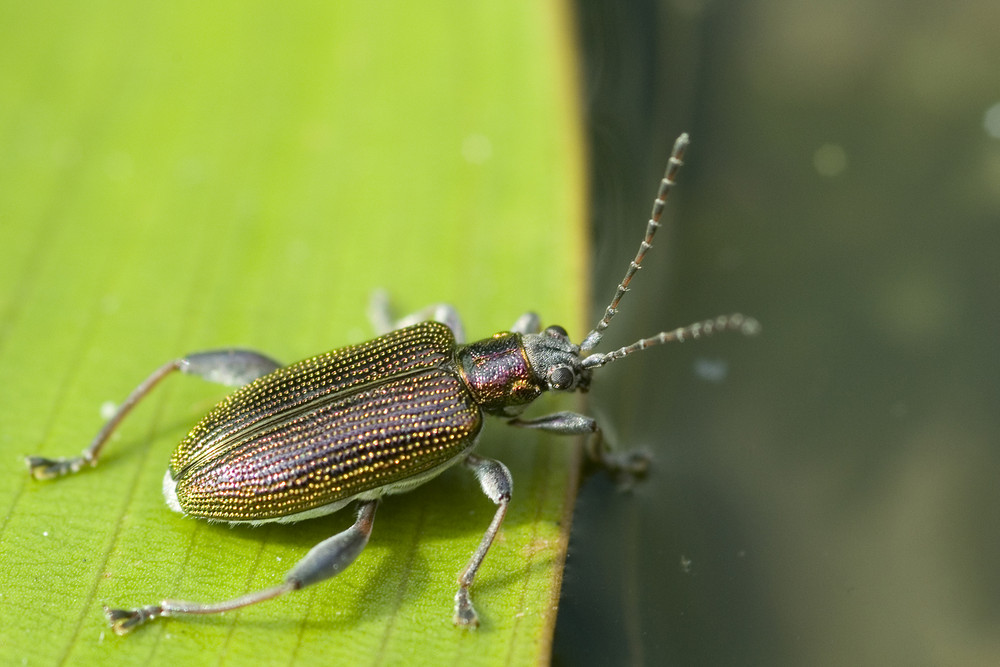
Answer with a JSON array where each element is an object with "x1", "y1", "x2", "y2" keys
[
  {"x1": 105, "y1": 604, "x2": 163, "y2": 636},
  {"x1": 25, "y1": 455, "x2": 90, "y2": 480},
  {"x1": 453, "y1": 588, "x2": 480, "y2": 629}
]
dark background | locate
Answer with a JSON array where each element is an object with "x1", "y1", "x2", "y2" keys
[{"x1": 556, "y1": 1, "x2": 1000, "y2": 665}]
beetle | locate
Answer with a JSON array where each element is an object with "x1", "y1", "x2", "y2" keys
[{"x1": 26, "y1": 133, "x2": 758, "y2": 635}]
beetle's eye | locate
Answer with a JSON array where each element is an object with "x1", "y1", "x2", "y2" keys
[
  {"x1": 549, "y1": 366, "x2": 574, "y2": 390},
  {"x1": 544, "y1": 325, "x2": 568, "y2": 339}
]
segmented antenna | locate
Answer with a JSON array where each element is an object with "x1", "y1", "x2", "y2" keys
[
  {"x1": 580, "y1": 133, "x2": 690, "y2": 351},
  {"x1": 580, "y1": 314, "x2": 760, "y2": 369}
]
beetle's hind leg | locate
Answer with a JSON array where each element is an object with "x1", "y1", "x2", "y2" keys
[
  {"x1": 26, "y1": 349, "x2": 282, "y2": 480},
  {"x1": 368, "y1": 289, "x2": 466, "y2": 342},
  {"x1": 106, "y1": 499, "x2": 379, "y2": 635}
]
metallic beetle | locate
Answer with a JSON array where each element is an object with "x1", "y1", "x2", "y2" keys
[{"x1": 26, "y1": 134, "x2": 758, "y2": 635}]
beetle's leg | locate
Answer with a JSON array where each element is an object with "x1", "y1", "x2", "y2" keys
[
  {"x1": 368, "y1": 289, "x2": 466, "y2": 342},
  {"x1": 26, "y1": 349, "x2": 281, "y2": 480},
  {"x1": 105, "y1": 500, "x2": 378, "y2": 636},
  {"x1": 510, "y1": 312, "x2": 542, "y2": 335},
  {"x1": 367, "y1": 289, "x2": 398, "y2": 334},
  {"x1": 509, "y1": 412, "x2": 651, "y2": 487},
  {"x1": 454, "y1": 454, "x2": 512, "y2": 628}
]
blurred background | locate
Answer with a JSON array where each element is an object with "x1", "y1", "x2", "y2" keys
[
  {"x1": 2, "y1": 1, "x2": 998, "y2": 665},
  {"x1": 557, "y1": 1, "x2": 1000, "y2": 665}
]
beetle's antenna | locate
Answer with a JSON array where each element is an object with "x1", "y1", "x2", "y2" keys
[
  {"x1": 580, "y1": 133, "x2": 690, "y2": 352},
  {"x1": 580, "y1": 313, "x2": 760, "y2": 369}
]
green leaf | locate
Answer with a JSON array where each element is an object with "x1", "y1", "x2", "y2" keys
[{"x1": 0, "y1": 2, "x2": 585, "y2": 664}]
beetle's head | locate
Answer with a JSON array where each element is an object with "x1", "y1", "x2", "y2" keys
[
  {"x1": 521, "y1": 325, "x2": 593, "y2": 394},
  {"x1": 521, "y1": 134, "x2": 760, "y2": 398},
  {"x1": 522, "y1": 313, "x2": 760, "y2": 398}
]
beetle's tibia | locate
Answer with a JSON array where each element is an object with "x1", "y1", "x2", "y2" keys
[
  {"x1": 25, "y1": 454, "x2": 92, "y2": 480},
  {"x1": 105, "y1": 604, "x2": 162, "y2": 636}
]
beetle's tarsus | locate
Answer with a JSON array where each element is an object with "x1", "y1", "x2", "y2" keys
[
  {"x1": 590, "y1": 448, "x2": 652, "y2": 492},
  {"x1": 105, "y1": 604, "x2": 161, "y2": 636},
  {"x1": 25, "y1": 455, "x2": 89, "y2": 480},
  {"x1": 615, "y1": 449, "x2": 653, "y2": 477},
  {"x1": 453, "y1": 588, "x2": 480, "y2": 628}
]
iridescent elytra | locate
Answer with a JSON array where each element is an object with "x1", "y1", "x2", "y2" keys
[{"x1": 26, "y1": 134, "x2": 758, "y2": 635}]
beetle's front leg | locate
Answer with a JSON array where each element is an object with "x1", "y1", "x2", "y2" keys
[
  {"x1": 509, "y1": 412, "x2": 651, "y2": 487},
  {"x1": 106, "y1": 500, "x2": 378, "y2": 635},
  {"x1": 454, "y1": 454, "x2": 512, "y2": 628},
  {"x1": 26, "y1": 349, "x2": 282, "y2": 480}
]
